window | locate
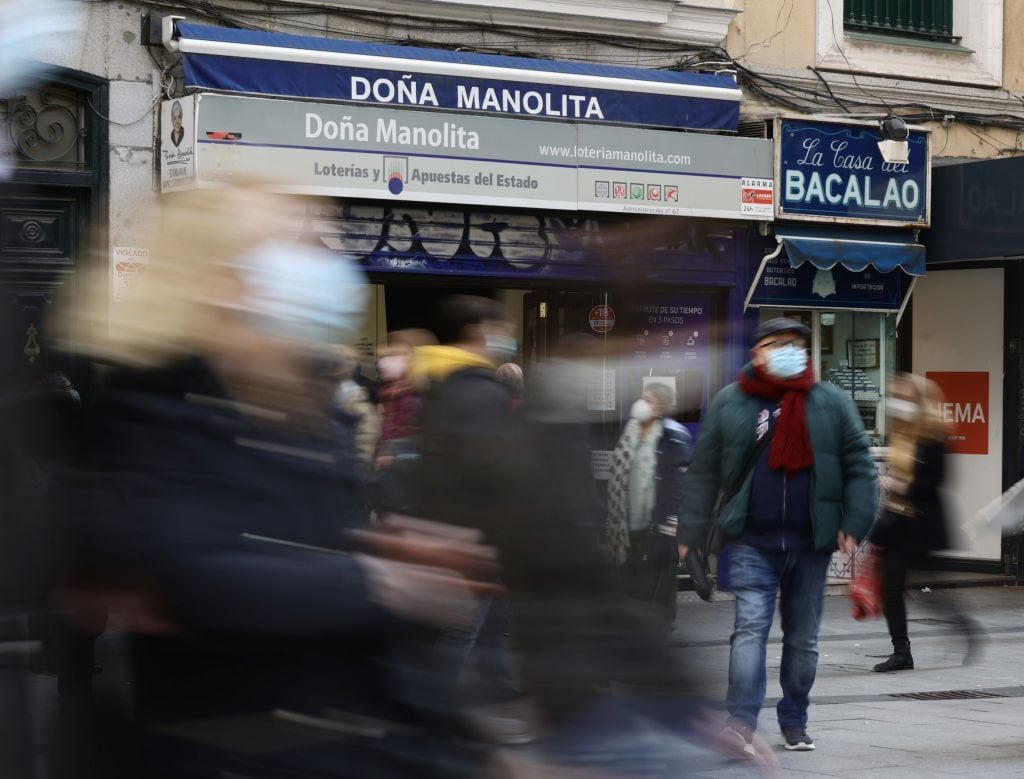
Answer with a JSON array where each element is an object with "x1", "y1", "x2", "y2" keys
[
  {"x1": 843, "y1": 0, "x2": 958, "y2": 43},
  {"x1": 818, "y1": 0, "x2": 1002, "y2": 89},
  {"x1": 757, "y1": 308, "x2": 897, "y2": 446}
]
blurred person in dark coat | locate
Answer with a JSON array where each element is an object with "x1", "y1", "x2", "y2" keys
[
  {"x1": 605, "y1": 382, "x2": 692, "y2": 630},
  {"x1": 870, "y1": 373, "x2": 982, "y2": 672},
  {"x1": 55, "y1": 186, "x2": 496, "y2": 779},
  {"x1": 0, "y1": 369, "x2": 82, "y2": 779},
  {"x1": 412, "y1": 295, "x2": 518, "y2": 538},
  {"x1": 491, "y1": 342, "x2": 780, "y2": 777},
  {"x1": 406, "y1": 296, "x2": 525, "y2": 738}
]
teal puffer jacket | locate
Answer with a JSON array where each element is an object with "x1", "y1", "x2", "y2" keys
[{"x1": 678, "y1": 372, "x2": 878, "y2": 553}]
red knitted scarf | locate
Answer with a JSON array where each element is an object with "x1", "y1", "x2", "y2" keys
[{"x1": 738, "y1": 363, "x2": 815, "y2": 474}]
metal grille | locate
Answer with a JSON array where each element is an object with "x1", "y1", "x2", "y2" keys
[
  {"x1": 890, "y1": 690, "x2": 1005, "y2": 701},
  {"x1": 0, "y1": 86, "x2": 90, "y2": 171},
  {"x1": 737, "y1": 120, "x2": 770, "y2": 139},
  {"x1": 844, "y1": 0, "x2": 958, "y2": 43}
]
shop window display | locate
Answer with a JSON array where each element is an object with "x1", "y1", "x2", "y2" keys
[{"x1": 759, "y1": 309, "x2": 897, "y2": 446}]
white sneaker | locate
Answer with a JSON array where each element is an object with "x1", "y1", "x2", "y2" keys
[
  {"x1": 782, "y1": 726, "x2": 815, "y2": 751},
  {"x1": 722, "y1": 724, "x2": 757, "y2": 758}
]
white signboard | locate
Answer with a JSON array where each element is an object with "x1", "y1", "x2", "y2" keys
[
  {"x1": 160, "y1": 96, "x2": 196, "y2": 193},
  {"x1": 168, "y1": 93, "x2": 775, "y2": 220},
  {"x1": 111, "y1": 246, "x2": 150, "y2": 302},
  {"x1": 740, "y1": 177, "x2": 775, "y2": 218}
]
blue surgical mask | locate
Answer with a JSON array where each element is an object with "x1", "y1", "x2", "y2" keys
[
  {"x1": 485, "y1": 334, "x2": 517, "y2": 364},
  {"x1": 234, "y1": 240, "x2": 367, "y2": 345},
  {"x1": 765, "y1": 344, "x2": 808, "y2": 379}
]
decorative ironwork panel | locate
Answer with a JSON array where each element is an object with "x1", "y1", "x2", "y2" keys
[{"x1": 0, "y1": 85, "x2": 89, "y2": 171}]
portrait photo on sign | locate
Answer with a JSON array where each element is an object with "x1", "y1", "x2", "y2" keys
[
  {"x1": 160, "y1": 97, "x2": 197, "y2": 193},
  {"x1": 170, "y1": 100, "x2": 185, "y2": 147}
]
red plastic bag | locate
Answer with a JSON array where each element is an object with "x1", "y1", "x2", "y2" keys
[{"x1": 849, "y1": 543, "x2": 883, "y2": 620}]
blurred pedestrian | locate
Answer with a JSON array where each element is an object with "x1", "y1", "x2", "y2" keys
[
  {"x1": 496, "y1": 346, "x2": 780, "y2": 776},
  {"x1": 409, "y1": 296, "x2": 526, "y2": 737},
  {"x1": 413, "y1": 295, "x2": 518, "y2": 538},
  {"x1": 678, "y1": 317, "x2": 877, "y2": 756},
  {"x1": 55, "y1": 185, "x2": 495, "y2": 779},
  {"x1": 496, "y1": 362, "x2": 525, "y2": 412},
  {"x1": 0, "y1": 368, "x2": 82, "y2": 779},
  {"x1": 331, "y1": 345, "x2": 381, "y2": 472},
  {"x1": 370, "y1": 331, "x2": 432, "y2": 517},
  {"x1": 0, "y1": 0, "x2": 74, "y2": 179},
  {"x1": 375, "y1": 329, "x2": 434, "y2": 467},
  {"x1": 870, "y1": 373, "x2": 982, "y2": 671},
  {"x1": 605, "y1": 383, "x2": 692, "y2": 630}
]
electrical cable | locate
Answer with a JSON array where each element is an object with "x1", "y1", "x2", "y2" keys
[
  {"x1": 821, "y1": 0, "x2": 891, "y2": 110},
  {"x1": 808, "y1": 66, "x2": 852, "y2": 114}
]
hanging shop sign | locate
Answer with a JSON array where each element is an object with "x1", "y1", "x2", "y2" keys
[
  {"x1": 747, "y1": 254, "x2": 903, "y2": 311},
  {"x1": 775, "y1": 118, "x2": 930, "y2": 228},
  {"x1": 160, "y1": 95, "x2": 197, "y2": 193},
  {"x1": 172, "y1": 23, "x2": 741, "y2": 133},
  {"x1": 167, "y1": 93, "x2": 774, "y2": 219}
]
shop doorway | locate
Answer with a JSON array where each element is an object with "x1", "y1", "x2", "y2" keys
[
  {"x1": 0, "y1": 69, "x2": 108, "y2": 393},
  {"x1": 383, "y1": 284, "x2": 494, "y2": 334},
  {"x1": 0, "y1": 184, "x2": 91, "y2": 386},
  {"x1": 522, "y1": 289, "x2": 612, "y2": 363}
]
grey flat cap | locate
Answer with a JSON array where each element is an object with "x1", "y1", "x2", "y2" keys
[{"x1": 754, "y1": 317, "x2": 811, "y2": 344}]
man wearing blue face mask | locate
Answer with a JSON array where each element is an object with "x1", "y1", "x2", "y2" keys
[{"x1": 677, "y1": 317, "x2": 877, "y2": 758}]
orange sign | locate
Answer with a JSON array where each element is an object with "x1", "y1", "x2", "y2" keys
[
  {"x1": 925, "y1": 372, "x2": 989, "y2": 455},
  {"x1": 742, "y1": 187, "x2": 773, "y2": 205}
]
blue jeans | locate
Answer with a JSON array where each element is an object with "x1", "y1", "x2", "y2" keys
[{"x1": 724, "y1": 543, "x2": 831, "y2": 732}]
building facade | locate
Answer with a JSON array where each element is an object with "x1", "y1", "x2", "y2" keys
[
  {"x1": 728, "y1": 0, "x2": 1024, "y2": 572},
  {"x1": 4, "y1": 0, "x2": 1022, "y2": 571}
]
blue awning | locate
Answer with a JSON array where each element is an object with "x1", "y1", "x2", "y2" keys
[
  {"x1": 775, "y1": 226, "x2": 926, "y2": 276},
  {"x1": 168, "y1": 22, "x2": 740, "y2": 132}
]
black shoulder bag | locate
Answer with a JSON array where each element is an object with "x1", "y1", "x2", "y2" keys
[{"x1": 684, "y1": 424, "x2": 776, "y2": 601}]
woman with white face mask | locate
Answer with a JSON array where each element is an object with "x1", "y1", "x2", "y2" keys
[
  {"x1": 54, "y1": 184, "x2": 495, "y2": 778},
  {"x1": 605, "y1": 383, "x2": 693, "y2": 630},
  {"x1": 869, "y1": 374, "x2": 983, "y2": 672}
]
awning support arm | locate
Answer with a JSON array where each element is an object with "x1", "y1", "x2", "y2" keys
[
  {"x1": 162, "y1": 15, "x2": 184, "y2": 53},
  {"x1": 743, "y1": 238, "x2": 783, "y2": 312},
  {"x1": 895, "y1": 275, "x2": 919, "y2": 328}
]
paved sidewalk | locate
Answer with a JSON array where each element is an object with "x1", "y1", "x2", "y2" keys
[{"x1": 671, "y1": 584, "x2": 1024, "y2": 777}]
